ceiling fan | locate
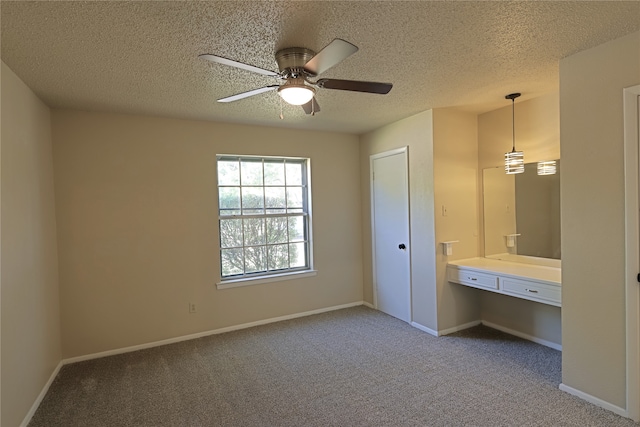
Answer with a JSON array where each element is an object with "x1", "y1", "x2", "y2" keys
[{"x1": 199, "y1": 38, "x2": 393, "y2": 115}]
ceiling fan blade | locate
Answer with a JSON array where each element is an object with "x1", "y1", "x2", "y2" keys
[
  {"x1": 301, "y1": 98, "x2": 321, "y2": 115},
  {"x1": 218, "y1": 85, "x2": 279, "y2": 103},
  {"x1": 199, "y1": 54, "x2": 279, "y2": 77},
  {"x1": 303, "y1": 39, "x2": 358, "y2": 76},
  {"x1": 317, "y1": 79, "x2": 392, "y2": 94}
]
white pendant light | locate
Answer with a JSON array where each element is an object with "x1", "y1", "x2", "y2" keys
[
  {"x1": 504, "y1": 93, "x2": 524, "y2": 174},
  {"x1": 537, "y1": 160, "x2": 557, "y2": 175},
  {"x1": 278, "y1": 77, "x2": 316, "y2": 106}
]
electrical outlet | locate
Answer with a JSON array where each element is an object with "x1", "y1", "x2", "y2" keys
[{"x1": 189, "y1": 303, "x2": 197, "y2": 314}]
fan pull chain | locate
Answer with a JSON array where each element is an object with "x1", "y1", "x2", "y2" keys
[{"x1": 279, "y1": 95, "x2": 284, "y2": 120}]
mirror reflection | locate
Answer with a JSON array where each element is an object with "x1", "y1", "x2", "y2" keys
[{"x1": 483, "y1": 161, "x2": 561, "y2": 261}]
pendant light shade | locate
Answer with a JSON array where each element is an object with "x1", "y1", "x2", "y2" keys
[
  {"x1": 505, "y1": 150, "x2": 524, "y2": 174},
  {"x1": 537, "y1": 160, "x2": 557, "y2": 175},
  {"x1": 504, "y1": 93, "x2": 524, "y2": 175}
]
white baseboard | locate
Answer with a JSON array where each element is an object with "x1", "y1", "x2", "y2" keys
[
  {"x1": 362, "y1": 301, "x2": 375, "y2": 309},
  {"x1": 438, "y1": 320, "x2": 482, "y2": 336},
  {"x1": 559, "y1": 383, "x2": 628, "y2": 418},
  {"x1": 410, "y1": 321, "x2": 438, "y2": 336},
  {"x1": 64, "y1": 301, "x2": 367, "y2": 364},
  {"x1": 482, "y1": 320, "x2": 562, "y2": 351},
  {"x1": 411, "y1": 320, "x2": 481, "y2": 337},
  {"x1": 20, "y1": 360, "x2": 64, "y2": 427}
]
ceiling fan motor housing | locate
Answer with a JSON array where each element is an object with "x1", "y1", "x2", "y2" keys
[{"x1": 275, "y1": 47, "x2": 316, "y2": 77}]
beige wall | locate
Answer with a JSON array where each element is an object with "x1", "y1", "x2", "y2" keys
[
  {"x1": 560, "y1": 30, "x2": 640, "y2": 409},
  {"x1": 477, "y1": 92, "x2": 562, "y2": 346},
  {"x1": 432, "y1": 108, "x2": 481, "y2": 330},
  {"x1": 52, "y1": 110, "x2": 363, "y2": 358},
  {"x1": 360, "y1": 109, "x2": 479, "y2": 331},
  {"x1": 1, "y1": 62, "x2": 62, "y2": 427}
]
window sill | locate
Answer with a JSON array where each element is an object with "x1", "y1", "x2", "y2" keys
[{"x1": 216, "y1": 270, "x2": 317, "y2": 290}]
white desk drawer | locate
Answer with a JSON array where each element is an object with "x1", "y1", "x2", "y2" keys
[
  {"x1": 447, "y1": 267, "x2": 498, "y2": 290},
  {"x1": 501, "y1": 277, "x2": 561, "y2": 305}
]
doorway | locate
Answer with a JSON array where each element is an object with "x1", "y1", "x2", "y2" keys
[{"x1": 370, "y1": 147, "x2": 411, "y2": 322}]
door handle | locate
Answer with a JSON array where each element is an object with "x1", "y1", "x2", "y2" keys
[{"x1": 398, "y1": 243, "x2": 406, "y2": 250}]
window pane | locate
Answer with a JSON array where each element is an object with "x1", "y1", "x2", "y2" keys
[
  {"x1": 266, "y1": 217, "x2": 288, "y2": 244},
  {"x1": 289, "y1": 242, "x2": 307, "y2": 268},
  {"x1": 264, "y1": 161, "x2": 285, "y2": 185},
  {"x1": 286, "y1": 187, "x2": 303, "y2": 209},
  {"x1": 288, "y1": 216, "x2": 305, "y2": 242},
  {"x1": 220, "y1": 219, "x2": 243, "y2": 248},
  {"x1": 245, "y1": 246, "x2": 266, "y2": 273},
  {"x1": 241, "y1": 160, "x2": 263, "y2": 186},
  {"x1": 218, "y1": 160, "x2": 240, "y2": 186},
  {"x1": 242, "y1": 187, "x2": 264, "y2": 212},
  {"x1": 219, "y1": 187, "x2": 240, "y2": 213},
  {"x1": 243, "y1": 218, "x2": 265, "y2": 246},
  {"x1": 221, "y1": 248, "x2": 244, "y2": 276},
  {"x1": 265, "y1": 187, "x2": 286, "y2": 209},
  {"x1": 286, "y1": 162, "x2": 303, "y2": 185},
  {"x1": 268, "y1": 244, "x2": 289, "y2": 270}
]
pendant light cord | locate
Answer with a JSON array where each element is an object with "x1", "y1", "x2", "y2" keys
[
  {"x1": 511, "y1": 97, "x2": 516, "y2": 152},
  {"x1": 505, "y1": 93, "x2": 521, "y2": 153}
]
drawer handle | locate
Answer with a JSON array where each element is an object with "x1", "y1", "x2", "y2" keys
[
  {"x1": 468, "y1": 277, "x2": 477, "y2": 281},
  {"x1": 525, "y1": 288, "x2": 539, "y2": 293}
]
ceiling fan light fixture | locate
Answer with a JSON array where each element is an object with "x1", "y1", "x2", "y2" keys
[{"x1": 278, "y1": 79, "x2": 316, "y2": 105}]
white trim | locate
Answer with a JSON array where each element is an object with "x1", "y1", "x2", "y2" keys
[
  {"x1": 411, "y1": 320, "x2": 483, "y2": 337},
  {"x1": 20, "y1": 360, "x2": 64, "y2": 427},
  {"x1": 482, "y1": 320, "x2": 562, "y2": 351},
  {"x1": 412, "y1": 318, "x2": 561, "y2": 349},
  {"x1": 438, "y1": 320, "x2": 483, "y2": 336},
  {"x1": 410, "y1": 321, "x2": 439, "y2": 336},
  {"x1": 369, "y1": 146, "x2": 412, "y2": 322},
  {"x1": 624, "y1": 84, "x2": 640, "y2": 421},
  {"x1": 369, "y1": 146, "x2": 409, "y2": 161},
  {"x1": 362, "y1": 301, "x2": 375, "y2": 309},
  {"x1": 63, "y1": 301, "x2": 365, "y2": 364},
  {"x1": 559, "y1": 383, "x2": 628, "y2": 418},
  {"x1": 216, "y1": 270, "x2": 317, "y2": 289}
]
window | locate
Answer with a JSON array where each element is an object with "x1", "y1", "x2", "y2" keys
[{"x1": 217, "y1": 155, "x2": 312, "y2": 282}]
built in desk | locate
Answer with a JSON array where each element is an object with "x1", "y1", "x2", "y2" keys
[{"x1": 447, "y1": 257, "x2": 561, "y2": 307}]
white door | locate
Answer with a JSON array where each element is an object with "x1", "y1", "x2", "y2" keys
[{"x1": 371, "y1": 148, "x2": 411, "y2": 322}]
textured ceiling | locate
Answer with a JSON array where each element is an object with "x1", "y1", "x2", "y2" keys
[{"x1": 2, "y1": 1, "x2": 639, "y2": 134}]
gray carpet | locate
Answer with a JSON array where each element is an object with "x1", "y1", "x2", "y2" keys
[{"x1": 29, "y1": 306, "x2": 638, "y2": 426}]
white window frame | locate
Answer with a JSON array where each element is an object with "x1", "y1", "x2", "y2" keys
[{"x1": 216, "y1": 155, "x2": 315, "y2": 289}]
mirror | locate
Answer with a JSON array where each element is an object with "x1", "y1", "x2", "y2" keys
[{"x1": 483, "y1": 160, "x2": 561, "y2": 261}]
